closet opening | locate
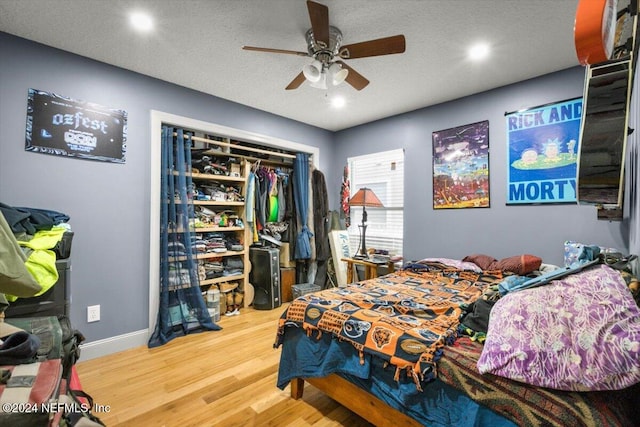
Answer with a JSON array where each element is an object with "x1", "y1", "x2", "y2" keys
[{"x1": 148, "y1": 110, "x2": 319, "y2": 336}]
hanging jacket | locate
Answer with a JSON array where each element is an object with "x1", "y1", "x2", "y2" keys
[
  {"x1": 246, "y1": 171, "x2": 256, "y2": 229},
  {"x1": 277, "y1": 173, "x2": 287, "y2": 223},
  {"x1": 312, "y1": 169, "x2": 330, "y2": 261}
]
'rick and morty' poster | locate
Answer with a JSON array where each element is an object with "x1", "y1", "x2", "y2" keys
[{"x1": 506, "y1": 98, "x2": 582, "y2": 204}]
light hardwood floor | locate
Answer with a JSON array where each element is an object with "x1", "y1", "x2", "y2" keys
[{"x1": 75, "y1": 304, "x2": 374, "y2": 426}]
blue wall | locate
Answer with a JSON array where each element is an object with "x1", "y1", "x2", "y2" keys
[
  {"x1": 333, "y1": 67, "x2": 628, "y2": 265},
  {"x1": 0, "y1": 32, "x2": 333, "y2": 344},
  {"x1": 1, "y1": 31, "x2": 630, "y2": 351}
]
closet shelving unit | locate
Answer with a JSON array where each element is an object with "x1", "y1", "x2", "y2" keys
[
  {"x1": 166, "y1": 130, "x2": 296, "y2": 316},
  {"x1": 189, "y1": 176, "x2": 248, "y2": 288}
]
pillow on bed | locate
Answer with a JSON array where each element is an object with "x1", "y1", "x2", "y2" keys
[
  {"x1": 416, "y1": 257, "x2": 482, "y2": 272},
  {"x1": 463, "y1": 254, "x2": 542, "y2": 275},
  {"x1": 477, "y1": 264, "x2": 640, "y2": 391},
  {"x1": 492, "y1": 254, "x2": 542, "y2": 275},
  {"x1": 462, "y1": 254, "x2": 496, "y2": 270}
]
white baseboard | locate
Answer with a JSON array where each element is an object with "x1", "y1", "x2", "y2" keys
[{"x1": 79, "y1": 329, "x2": 149, "y2": 361}]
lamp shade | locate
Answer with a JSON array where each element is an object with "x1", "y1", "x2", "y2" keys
[
  {"x1": 349, "y1": 188, "x2": 384, "y2": 207},
  {"x1": 302, "y1": 60, "x2": 323, "y2": 83},
  {"x1": 328, "y1": 62, "x2": 348, "y2": 86}
]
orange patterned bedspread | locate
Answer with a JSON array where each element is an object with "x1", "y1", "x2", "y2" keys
[{"x1": 275, "y1": 263, "x2": 503, "y2": 388}]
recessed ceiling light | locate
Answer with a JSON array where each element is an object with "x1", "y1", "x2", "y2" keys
[
  {"x1": 130, "y1": 11, "x2": 153, "y2": 32},
  {"x1": 468, "y1": 43, "x2": 490, "y2": 61},
  {"x1": 331, "y1": 96, "x2": 346, "y2": 108}
]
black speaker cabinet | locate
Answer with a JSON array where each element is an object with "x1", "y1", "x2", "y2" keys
[{"x1": 250, "y1": 247, "x2": 281, "y2": 310}]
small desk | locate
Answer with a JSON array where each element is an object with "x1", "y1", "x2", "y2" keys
[{"x1": 341, "y1": 257, "x2": 395, "y2": 283}]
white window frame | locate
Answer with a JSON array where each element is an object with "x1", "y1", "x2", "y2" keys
[{"x1": 347, "y1": 149, "x2": 404, "y2": 257}]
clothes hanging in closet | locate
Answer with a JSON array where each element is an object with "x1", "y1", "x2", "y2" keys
[
  {"x1": 246, "y1": 170, "x2": 255, "y2": 230},
  {"x1": 255, "y1": 167, "x2": 268, "y2": 230},
  {"x1": 251, "y1": 165, "x2": 291, "y2": 242}
]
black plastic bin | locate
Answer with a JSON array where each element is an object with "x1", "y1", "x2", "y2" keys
[{"x1": 4, "y1": 259, "x2": 71, "y2": 318}]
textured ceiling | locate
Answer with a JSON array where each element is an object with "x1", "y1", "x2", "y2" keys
[{"x1": 0, "y1": 0, "x2": 582, "y2": 131}]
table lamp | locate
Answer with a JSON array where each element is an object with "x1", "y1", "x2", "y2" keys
[{"x1": 349, "y1": 187, "x2": 384, "y2": 258}]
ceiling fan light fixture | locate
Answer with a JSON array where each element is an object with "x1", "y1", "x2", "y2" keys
[
  {"x1": 328, "y1": 62, "x2": 348, "y2": 86},
  {"x1": 310, "y1": 72, "x2": 328, "y2": 89},
  {"x1": 242, "y1": 1, "x2": 406, "y2": 91},
  {"x1": 303, "y1": 60, "x2": 323, "y2": 82}
]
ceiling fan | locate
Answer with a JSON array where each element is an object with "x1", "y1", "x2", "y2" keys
[{"x1": 242, "y1": 0, "x2": 406, "y2": 91}]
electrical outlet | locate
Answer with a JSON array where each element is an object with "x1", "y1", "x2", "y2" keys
[{"x1": 87, "y1": 305, "x2": 100, "y2": 323}]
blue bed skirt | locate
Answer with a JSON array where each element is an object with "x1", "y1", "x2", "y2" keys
[{"x1": 277, "y1": 325, "x2": 516, "y2": 427}]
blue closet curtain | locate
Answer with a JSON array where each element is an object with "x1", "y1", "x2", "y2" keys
[
  {"x1": 293, "y1": 152, "x2": 313, "y2": 259},
  {"x1": 149, "y1": 126, "x2": 220, "y2": 348}
]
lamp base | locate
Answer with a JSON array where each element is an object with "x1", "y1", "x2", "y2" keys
[{"x1": 355, "y1": 221, "x2": 369, "y2": 261}]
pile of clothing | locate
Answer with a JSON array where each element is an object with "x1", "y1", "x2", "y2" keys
[
  {"x1": 193, "y1": 183, "x2": 244, "y2": 202},
  {"x1": 222, "y1": 256, "x2": 244, "y2": 277},
  {"x1": 0, "y1": 203, "x2": 73, "y2": 309},
  {"x1": 193, "y1": 207, "x2": 244, "y2": 229},
  {"x1": 191, "y1": 151, "x2": 241, "y2": 177},
  {"x1": 192, "y1": 232, "x2": 244, "y2": 254},
  {"x1": 198, "y1": 256, "x2": 244, "y2": 281}
]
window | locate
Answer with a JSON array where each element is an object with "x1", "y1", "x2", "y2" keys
[{"x1": 347, "y1": 149, "x2": 404, "y2": 256}]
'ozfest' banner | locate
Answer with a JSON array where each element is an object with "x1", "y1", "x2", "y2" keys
[
  {"x1": 25, "y1": 88, "x2": 127, "y2": 163},
  {"x1": 506, "y1": 98, "x2": 582, "y2": 204}
]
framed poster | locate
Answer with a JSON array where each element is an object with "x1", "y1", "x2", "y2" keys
[
  {"x1": 432, "y1": 120, "x2": 490, "y2": 209},
  {"x1": 25, "y1": 88, "x2": 127, "y2": 163},
  {"x1": 506, "y1": 97, "x2": 582, "y2": 204}
]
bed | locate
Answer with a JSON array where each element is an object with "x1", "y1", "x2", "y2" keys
[{"x1": 274, "y1": 256, "x2": 640, "y2": 427}]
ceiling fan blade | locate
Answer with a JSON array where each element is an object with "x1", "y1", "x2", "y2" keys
[
  {"x1": 242, "y1": 46, "x2": 309, "y2": 57},
  {"x1": 307, "y1": 0, "x2": 330, "y2": 48},
  {"x1": 242, "y1": 46, "x2": 309, "y2": 56},
  {"x1": 339, "y1": 35, "x2": 406, "y2": 59},
  {"x1": 336, "y1": 61, "x2": 369, "y2": 90},
  {"x1": 285, "y1": 72, "x2": 306, "y2": 90}
]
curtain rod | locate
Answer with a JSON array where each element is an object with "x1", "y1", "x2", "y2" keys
[{"x1": 174, "y1": 132, "x2": 297, "y2": 159}]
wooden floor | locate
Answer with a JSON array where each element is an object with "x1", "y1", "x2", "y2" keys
[{"x1": 75, "y1": 304, "x2": 374, "y2": 426}]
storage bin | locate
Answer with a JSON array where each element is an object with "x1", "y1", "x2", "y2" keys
[
  {"x1": 208, "y1": 304, "x2": 220, "y2": 322},
  {"x1": 53, "y1": 231, "x2": 74, "y2": 259},
  {"x1": 5, "y1": 259, "x2": 71, "y2": 318},
  {"x1": 205, "y1": 288, "x2": 221, "y2": 322},
  {"x1": 206, "y1": 288, "x2": 220, "y2": 306},
  {"x1": 292, "y1": 283, "x2": 321, "y2": 299},
  {"x1": 168, "y1": 302, "x2": 198, "y2": 326}
]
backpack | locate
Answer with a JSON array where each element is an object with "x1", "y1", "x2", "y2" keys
[{"x1": 57, "y1": 315, "x2": 84, "y2": 381}]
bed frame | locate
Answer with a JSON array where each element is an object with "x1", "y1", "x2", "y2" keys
[{"x1": 290, "y1": 375, "x2": 422, "y2": 427}]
